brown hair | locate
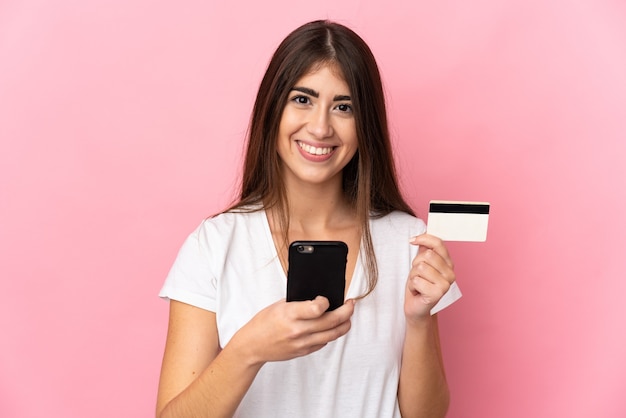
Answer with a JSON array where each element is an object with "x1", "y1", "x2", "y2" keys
[{"x1": 227, "y1": 20, "x2": 414, "y2": 297}]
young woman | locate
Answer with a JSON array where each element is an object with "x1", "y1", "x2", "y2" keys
[{"x1": 156, "y1": 20, "x2": 461, "y2": 418}]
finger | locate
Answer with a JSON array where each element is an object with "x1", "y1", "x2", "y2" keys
[
  {"x1": 412, "y1": 249, "x2": 456, "y2": 285},
  {"x1": 290, "y1": 296, "x2": 330, "y2": 320},
  {"x1": 410, "y1": 233, "x2": 454, "y2": 269},
  {"x1": 305, "y1": 298, "x2": 355, "y2": 333},
  {"x1": 410, "y1": 256, "x2": 447, "y2": 286},
  {"x1": 302, "y1": 315, "x2": 353, "y2": 348},
  {"x1": 407, "y1": 274, "x2": 449, "y2": 305}
]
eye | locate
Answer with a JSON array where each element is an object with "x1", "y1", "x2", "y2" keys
[
  {"x1": 335, "y1": 103, "x2": 353, "y2": 113},
  {"x1": 290, "y1": 95, "x2": 311, "y2": 105}
]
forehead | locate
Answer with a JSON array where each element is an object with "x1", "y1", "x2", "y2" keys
[{"x1": 294, "y1": 62, "x2": 350, "y2": 92}]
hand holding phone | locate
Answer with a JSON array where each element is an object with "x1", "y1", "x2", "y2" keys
[{"x1": 286, "y1": 241, "x2": 348, "y2": 311}]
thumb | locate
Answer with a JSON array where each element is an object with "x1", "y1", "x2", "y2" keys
[{"x1": 295, "y1": 296, "x2": 330, "y2": 319}]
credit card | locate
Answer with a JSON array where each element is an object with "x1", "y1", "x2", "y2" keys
[{"x1": 427, "y1": 200, "x2": 490, "y2": 242}]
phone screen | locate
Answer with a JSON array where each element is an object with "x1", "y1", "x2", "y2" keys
[{"x1": 286, "y1": 241, "x2": 348, "y2": 311}]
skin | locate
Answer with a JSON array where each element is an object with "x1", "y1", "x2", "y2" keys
[
  {"x1": 399, "y1": 234, "x2": 456, "y2": 417},
  {"x1": 276, "y1": 64, "x2": 358, "y2": 191},
  {"x1": 273, "y1": 64, "x2": 361, "y2": 279},
  {"x1": 156, "y1": 64, "x2": 455, "y2": 418}
]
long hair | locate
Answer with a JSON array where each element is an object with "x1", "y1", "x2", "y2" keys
[{"x1": 227, "y1": 20, "x2": 414, "y2": 298}]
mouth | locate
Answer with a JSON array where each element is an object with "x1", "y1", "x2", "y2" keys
[{"x1": 297, "y1": 141, "x2": 336, "y2": 156}]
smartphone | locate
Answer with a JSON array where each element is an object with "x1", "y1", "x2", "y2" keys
[{"x1": 286, "y1": 241, "x2": 348, "y2": 311}]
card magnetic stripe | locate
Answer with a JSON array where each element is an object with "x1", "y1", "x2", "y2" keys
[{"x1": 429, "y1": 203, "x2": 490, "y2": 215}]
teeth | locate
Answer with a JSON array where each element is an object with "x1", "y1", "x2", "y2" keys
[{"x1": 298, "y1": 141, "x2": 333, "y2": 155}]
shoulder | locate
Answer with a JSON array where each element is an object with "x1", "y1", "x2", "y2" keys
[
  {"x1": 370, "y1": 211, "x2": 426, "y2": 237},
  {"x1": 199, "y1": 208, "x2": 264, "y2": 233},
  {"x1": 180, "y1": 209, "x2": 265, "y2": 254}
]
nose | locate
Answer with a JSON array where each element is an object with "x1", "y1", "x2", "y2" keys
[{"x1": 306, "y1": 107, "x2": 333, "y2": 139}]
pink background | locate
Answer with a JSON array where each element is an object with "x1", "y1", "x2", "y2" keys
[{"x1": 1, "y1": 0, "x2": 625, "y2": 417}]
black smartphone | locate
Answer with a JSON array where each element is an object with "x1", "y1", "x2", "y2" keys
[{"x1": 286, "y1": 241, "x2": 348, "y2": 311}]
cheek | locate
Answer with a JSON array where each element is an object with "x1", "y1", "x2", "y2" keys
[
  {"x1": 275, "y1": 134, "x2": 289, "y2": 160},
  {"x1": 344, "y1": 124, "x2": 359, "y2": 154},
  {"x1": 346, "y1": 145, "x2": 358, "y2": 163},
  {"x1": 276, "y1": 116, "x2": 292, "y2": 148},
  {"x1": 278, "y1": 106, "x2": 298, "y2": 130},
  {"x1": 275, "y1": 130, "x2": 296, "y2": 165}
]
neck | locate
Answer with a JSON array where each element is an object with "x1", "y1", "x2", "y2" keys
[
  {"x1": 298, "y1": 186, "x2": 347, "y2": 222},
  {"x1": 272, "y1": 175, "x2": 356, "y2": 237}
]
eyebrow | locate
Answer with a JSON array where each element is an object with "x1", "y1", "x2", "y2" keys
[{"x1": 291, "y1": 86, "x2": 351, "y2": 102}]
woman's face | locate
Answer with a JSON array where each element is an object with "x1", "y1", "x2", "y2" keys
[{"x1": 276, "y1": 64, "x2": 358, "y2": 190}]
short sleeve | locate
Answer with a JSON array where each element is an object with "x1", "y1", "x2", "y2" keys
[{"x1": 159, "y1": 223, "x2": 217, "y2": 312}]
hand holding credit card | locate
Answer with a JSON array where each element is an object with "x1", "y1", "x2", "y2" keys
[{"x1": 427, "y1": 200, "x2": 490, "y2": 242}]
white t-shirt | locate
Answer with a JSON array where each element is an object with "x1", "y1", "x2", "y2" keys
[{"x1": 160, "y1": 209, "x2": 461, "y2": 418}]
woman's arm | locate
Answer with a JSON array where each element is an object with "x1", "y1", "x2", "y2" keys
[
  {"x1": 398, "y1": 234, "x2": 456, "y2": 417},
  {"x1": 156, "y1": 297, "x2": 355, "y2": 418},
  {"x1": 398, "y1": 315, "x2": 450, "y2": 418},
  {"x1": 156, "y1": 300, "x2": 260, "y2": 418}
]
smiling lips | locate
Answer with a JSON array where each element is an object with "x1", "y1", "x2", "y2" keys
[{"x1": 297, "y1": 140, "x2": 335, "y2": 157}]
